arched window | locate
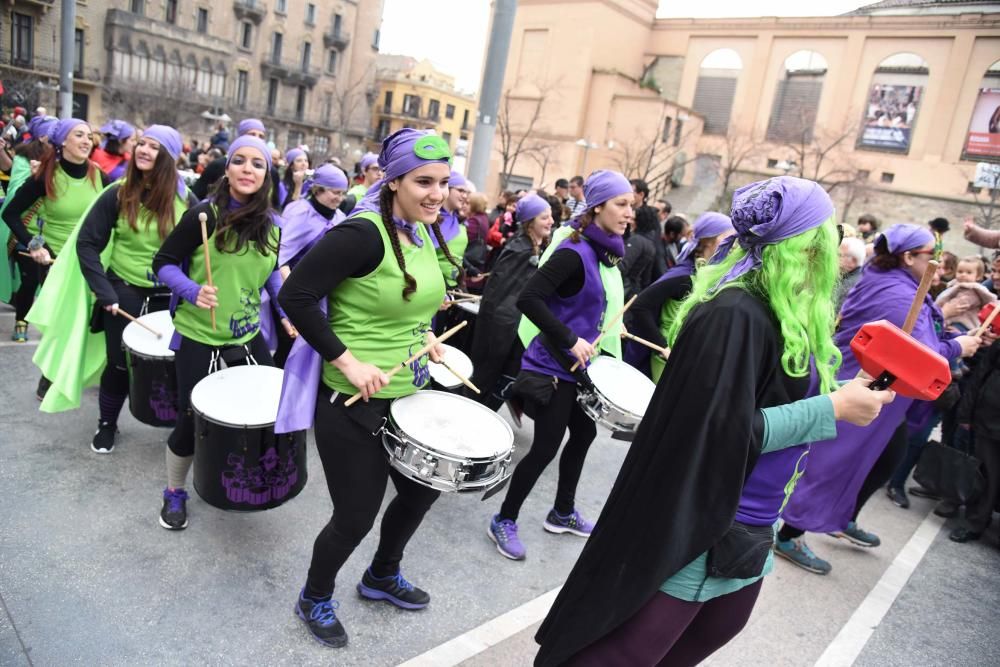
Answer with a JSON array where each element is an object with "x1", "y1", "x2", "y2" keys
[
  {"x1": 963, "y1": 59, "x2": 1000, "y2": 162},
  {"x1": 766, "y1": 50, "x2": 828, "y2": 142},
  {"x1": 692, "y1": 48, "x2": 742, "y2": 135},
  {"x1": 858, "y1": 52, "x2": 929, "y2": 153},
  {"x1": 134, "y1": 41, "x2": 150, "y2": 82},
  {"x1": 167, "y1": 50, "x2": 182, "y2": 83}
]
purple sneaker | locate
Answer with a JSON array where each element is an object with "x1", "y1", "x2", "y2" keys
[
  {"x1": 489, "y1": 514, "x2": 526, "y2": 560},
  {"x1": 356, "y1": 569, "x2": 429, "y2": 610},
  {"x1": 543, "y1": 509, "x2": 593, "y2": 537},
  {"x1": 159, "y1": 488, "x2": 189, "y2": 530}
]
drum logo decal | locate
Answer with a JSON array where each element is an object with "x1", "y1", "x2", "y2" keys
[
  {"x1": 409, "y1": 323, "x2": 431, "y2": 388},
  {"x1": 149, "y1": 380, "x2": 177, "y2": 422},
  {"x1": 220, "y1": 445, "x2": 299, "y2": 506},
  {"x1": 229, "y1": 288, "x2": 261, "y2": 339},
  {"x1": 145, "y1": 268, "x2": 164, "y2": 288}
]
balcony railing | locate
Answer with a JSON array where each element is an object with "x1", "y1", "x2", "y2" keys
[
  {"x1": 233, "y1": 0, "x2": 266, "y2": 24},
  {"x1": 260, "y1": 58, "x2": 320, "y2": 87},
  {"x1": 323, "y1": 29, "x2": 350, "y2": 50}
]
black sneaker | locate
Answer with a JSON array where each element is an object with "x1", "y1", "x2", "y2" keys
[
  {"x1": 91, "y1": 421, "x2": 118, "y2": 454},
  {"x1": 295, "y1": 589, "x2": 348, "y2": 648},
  {"x1": 886, "y1": 486, "x2": 909, "y2": 509},
  {"x1": 159, "y1": 488, "x2": 189, "y2": 530},
  {"x1": 36, "y1": 376, "x2": 52, "y2": 401},
  {"x1": 933, "y1": 500, "x2": 959, "y2": 518},
  {"x1": 357, "y1": 568, "x2": 430, "y2": 610}
]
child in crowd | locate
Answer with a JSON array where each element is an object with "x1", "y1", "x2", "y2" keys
[{"x1": 936, "y1": 256, "x2": 996, "y2": 334}]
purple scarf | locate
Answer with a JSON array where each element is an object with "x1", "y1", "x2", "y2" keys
[{"x1": 570, "y1": 218, "x2": 625, "y2": 266}]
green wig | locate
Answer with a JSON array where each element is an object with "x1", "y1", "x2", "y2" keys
[{"x1": 667, "y1": 216, "x2": 843, "y2": 394}]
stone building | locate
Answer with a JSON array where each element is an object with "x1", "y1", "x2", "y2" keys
[
  {"x1": 491, "y1": 0, "x2": 1000, "y2": 254},
  {"x1": 371, "y1": 54, "x2": 476, "y2": 163},
  {"x1": 0, "y1": 0, "x2": 385, "y2": 159}
]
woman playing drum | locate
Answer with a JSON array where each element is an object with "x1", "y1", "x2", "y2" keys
[
  {"x1": 76, "y1": 125, "x2": 195, "y2": 453},
  {"x1": 487, "y1": 170, "x2": 630, "y2": 561},
  {"x1": 277, "y1": 129, "x2": 457, "y2": 649},
  {"x1": 152, "y1": 135, "x2": 284, "y2": 531}
]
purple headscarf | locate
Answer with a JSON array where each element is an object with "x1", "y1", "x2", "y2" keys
[
  {"x1": 312, "y1": 164, "x2": 348, "y2": 190},
  {"x1": 582, "y1": 170, "x2": 632, "y2": 212},
  {"x1": 142, "y1": 125, "x2": 182, "y2": 161},
  {"x1": 99, "y1": 119, "x2": 135, "y2": 142},
  {"x1": 661, "y1": 212, "x2": 734, "y2": 281},
  {"x1": 449, "y1": 170, "x2": 468, "y2": 189},
  {"x1": 51, "y1": 118, "x2": 90, "y2": 147},
  {"x1": 237, "y1": 118, "x2": 266, "y2": 136},
  {"x1": 878, "y1": 223, "x2": 934, "y2": 254},
  {"x1": 359, "y1": 152, "x2": 379, "y2": 171},
  {"x1": 27, "y1": 115, "x2": 58, "y2": 141},
  {"x1": 227, "y1": 135, "x2": 272, "y2": 169},
  {"x1": 285, "y1": 148, "x2": 306, "y2": 166},
  {"x1": 712, "y1": 176, "x2": 834, "y2": 291},
  {"x1": 516, "y1": 193, "x2": 550, "y2": 223}
]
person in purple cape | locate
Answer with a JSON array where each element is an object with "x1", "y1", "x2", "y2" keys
[
  {"x1": 486, "y1": 170, "x2": 630, "y2": 561},
  {"x1": 626, "y1": 211, "x2": 733, "y2": 381},
  {"x1": 776, "y1": 223, "x2": 981, "y2": 574},
  {"x1": 533, "y1": 176, "x2": 894, "y2": 667},
  {"x1": 278, "y1": 147, "x2": 311, "y2": 210},
  {"x1": 277, "y1": 128, "x2": 456, "y2": 649}
]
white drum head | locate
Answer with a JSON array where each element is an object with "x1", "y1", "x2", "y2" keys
[
  {"x1": 456, "y1": 301, "x2": 480, "y2": 316},
  {"x1": 587, "y1": 356, "x2": 656, "y2": 417},
  {"x1": 428, "y1": 344, "x2": 474, "y2": 388},
  {"x1": 390, "y1": 391, "x2": 512, "y2": 459},
  {"x1": 190, "y1": 366, "x2": 285, "y2": 427},
  {"x1": 121, "y1": 310, "x2": 175, "y2": 359}
]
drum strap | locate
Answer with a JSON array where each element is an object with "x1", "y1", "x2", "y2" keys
[
  {"x1": 323, "y1": 387, "x2": 390, "y2": 436},
  {"x1": 208, "y1": 344, "x2": 259, "y2": 374}
]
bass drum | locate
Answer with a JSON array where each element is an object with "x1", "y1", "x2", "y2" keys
[
  {"x1": 122, "y1": 310, "x2": 177, "y2": 427},
  {"x1": 191, "y1": 366, "x2": 307, "y2": 511}
]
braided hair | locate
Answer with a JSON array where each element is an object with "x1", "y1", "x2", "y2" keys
[
  {"x1": 429, "y1": 215, "x2": 465, "y2": 285},
  {"x1": 378, "y1": 185, "x2": 418, "y2": 301}
]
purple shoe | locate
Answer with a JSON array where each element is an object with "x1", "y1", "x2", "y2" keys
[
  {"x1": 356, "y1": 568, "x2": 429, "y2": 610},
  {"x1": 489, "y1": 514, "x2": 526, "y2": 560},
  {"x1": 543, "y1": 509, "x2": 593, "y2": 537}
]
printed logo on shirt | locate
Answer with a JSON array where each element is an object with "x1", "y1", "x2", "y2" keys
[
  {"x1": 146, "y1": 268, "x2": 164, "y2": 288},
  {"x1": 229, "y1": 287, "x2": 261, "y2": 339},
  {"x1": 408, "y1": 321, "x2": 432, "y2": 388}
]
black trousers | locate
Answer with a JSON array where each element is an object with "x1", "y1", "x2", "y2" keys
[
  {"x1": 166, "y1": 333, "x2": 273, "y2": 457},
  {"x1": 13, "y1": 250, "x2": 48, "y2": 321},
  {"x1": 966, "y1": 433, "x2": 1000, "y2": 533},
  {"x1": 468, "y1": 339, "x2": 524, "y2": 411},
  {"x1": 306, "y1": 388, "x2": 440, "y2": 597},
  {"x1": 499, "y1": 379, "x2": 597, "y2": 522}
]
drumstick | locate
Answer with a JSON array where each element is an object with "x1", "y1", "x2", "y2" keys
[
  {"x1": 344, "y1": 320, "x2": 468, "y2": 407},
  {"x1": 198, "y1": 211, "x2": 217, "y2": 331},
  {"x1": 622, "y1": 331, "x2": 669, "y2": 358},
  {"x1": 569, "y1": 295, "x2": 638, "y2": 372},
  {"x1": 17, "y1": 251, "x2": 53, "y2": 265},
  {"x1": 435, "y1": 358, "x2": 481, "y2": 394},
  {"x1": 901, "y1": 260, "x2": 938, "y2": 335},
  {"x1": 116, "y1": 309, "x2": 162, "y2": 339},
  {"x1": 447, "y1": 290, "x2": 481, "y2": 300},
  {"x1": 447, "y1": 297, "x2": 480, "y2": 305},
  {"x1": 973, "y1": 303, "x2": 1000, "y2": 337}
]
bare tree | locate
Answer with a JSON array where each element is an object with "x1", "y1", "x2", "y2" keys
[
  {"x1": 495, "y1": 88, "x2": 547, "y2": 189},
  {"x1": 331, "y1": 61, "x2": 376, "y2": 158},
  {"x1": 713, "y1": 130, "x2": 762, "y2": 211},
  {"x1": 102, "y1": 77, "x2": 208, "y2": 132},
  {"x1": 612, "y1": 104, "x2": 699, "y2": 194},
  {"x1": 526, "y1": 142, "x2": 558, "y2": 189},
  {"x1": 784, "y1": 111, "x2": 863, "y2": 194}
]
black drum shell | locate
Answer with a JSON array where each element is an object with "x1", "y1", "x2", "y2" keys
[
  {"x1": 192, "y1": 410, "x2": 307, "y2": 512},
  {"x1": 125, "y1": 350, "x2": 178, "y2": 427}
]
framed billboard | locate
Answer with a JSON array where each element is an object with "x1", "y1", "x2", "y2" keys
[
  {"x1": 858, "y1": 84, "x2": 923, "y2": 153},
  {"x1": 963, "y1": 88, "x2": 1000, "y2": 162}
]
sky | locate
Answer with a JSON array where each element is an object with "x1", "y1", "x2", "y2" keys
[{"x1": 378, "y1": 1, "x2": 869, "y2": 93}]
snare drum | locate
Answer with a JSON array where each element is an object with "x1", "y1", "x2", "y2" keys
[
  {"x1": 382, "y1": 390, "x2": 514, "y2": 493},
  {"x1": 428, "y1": 344, "x2": 475, "y2": 391},
  {"x1": 578, "y1": 356, "x2": 656, "y2": 433},
  {"x1": 191, "y1": 366, "x2": 307, "y2": 511},
  {"x1": 122, "y1": 310, "x2": 178, "y2": 427}
]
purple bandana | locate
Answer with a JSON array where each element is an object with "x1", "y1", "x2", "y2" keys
[
  {"x1": 100, "y1": 119, "x2": 135, "y2": 142},
  {"x1": 142, "y1": 124, "x2": 182, "y2": 161},
  {"x1": 227, "y1": 136, "x2": 272, "y2": 169},
  {"x1": 581, "y1": 170, "x2": 632, "y2": 213},
  {"x1": 878, "y1": 223, "x2": 934, "y2": 254},
  {"x1": 359, "y1": 152, "x2": 379, "y2": 171},
  {"x1": 27, "y1": 115, "x2": 58, "y2": 141},
  {"x1": 396, "y1": 218, "x2": 424, "y2": 247},
  {"x1": 448, "y1": 170, "x2": 468, "y2": 189},
  {"x1": 661, "y1": 212, "x2": 734, "y2": 280},
  {"x1": 713, "y1": 176, "x2": 834, "y2": 291},
  {"x1": 516, "y1": 193, "x2": 550, "y2": 223},
  {"x1": 237, "y1": 118, "x2": 266, "y2": 136},
  {"x1": 312, "y1": 164, "x2": 348, "y2": 190},
  {"x1": 285, "y1": 148, "x2": 306, "y2": 166},
  {"x1": 52, "y1": 118, "x2": 89, "y2": 147}
]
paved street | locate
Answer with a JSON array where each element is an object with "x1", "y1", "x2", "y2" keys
[{"x1": 1, "y1": 303, "x2": 998, "y2": 666}]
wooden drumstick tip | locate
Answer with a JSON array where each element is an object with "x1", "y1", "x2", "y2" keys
[{"x1": 198, "y1": 211, "x2": 208, "y2": 223}]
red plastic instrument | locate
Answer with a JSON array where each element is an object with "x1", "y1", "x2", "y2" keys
[{"x1": 977, "y1": 301, "x2": 999, "y2": 336}]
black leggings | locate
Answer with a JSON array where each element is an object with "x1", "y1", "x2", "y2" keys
[
  {"x1": 166, "y1": 333, "x2": 273, "y2": 457},
  {"x1": 13, "y1": 250, "x2": 48, "y2": 321},
  {"x1": 468, "y1": 340, "x2": 524, "y2": 411},
  {"x1": 779, "y1": 422, "x2": 908, "y2": 541},
  {"x1": 499, "y1": 379, "x2": 597, "y2": 522},
  {"x1": 305, "y1": 388, "x2": 440, "y2": 597}
]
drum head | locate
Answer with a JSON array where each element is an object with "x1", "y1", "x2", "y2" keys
[
  {"x1": 190, "y1": 366, "x2": 285, "y2": 428},
  {"x1": 587, "y1": 356, "x2": 656, "y2": 416},
  {"x1": 428, "y1": 344, "x2": 474, "y2": 388},
  {"x1": 390, "y1": 390, "x2": 512, "y2": 459},
  {"x1": 121, "y1": 310, "x2": 175, "y2": 358},
  {"x1": 456, "y1": 301, "x2": 480, "y2": 316}
]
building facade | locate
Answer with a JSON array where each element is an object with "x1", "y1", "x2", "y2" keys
[
  {"x1": 1, "y1": 0, "x2": 385, "y2": 159},
  {"x1": 491, "y1": 0, "x2": 1000, "y2": 248},
  {"x1": 372, "y1": 54, "x2": 476, "y2": 162}
]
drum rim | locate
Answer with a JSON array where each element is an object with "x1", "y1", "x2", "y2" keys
[
  {"x1": 189, "y1": 365, "x2": 285, "y2": 427},
  {"x1": 121, "y1": 311, "x2": 175, "y2": 356},
  {"x1": 586, "y1": 357, "x2": 655, "y2": 418},
  {"x1": 192, "y1": 405, "x2": 285, "y2": 430},
  {"x1": 386, "y1": 389, "x2": 514, "y2": 460},
  {"x1": 124, "y1": 348, "x2": 175, "y2": 361}
]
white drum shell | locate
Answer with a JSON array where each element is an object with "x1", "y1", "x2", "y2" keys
[{"x1": 121, "y1": 310, "x2": 175, "y2": 359}]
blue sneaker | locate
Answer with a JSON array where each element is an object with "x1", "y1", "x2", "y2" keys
[
  {"x1": 357, "y1": 568, "x2": 429, "y2": 610},
  {"x1": 489, "y1": 514, "x2": 526, "y2": 560},
  {"x1": 158, "y1": 488, "x2": 189, "y2": 530},
  {"x1": 774, "y1": 537, "x2": 832, "y2": 575},
  {"x1": 543, "y1": 509, "x2": 593, "y2": 537},
  {"x1": 830, "y1": 521, "x2": 881, "y2": 548},
  {"x1": 295, "y1": 589, "x2": 347, "y2": 648}
]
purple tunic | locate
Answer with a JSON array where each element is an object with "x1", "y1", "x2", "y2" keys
[
  {"x1": 782, "y1": 265, "x2": 962, "y2": 533},
  {"x1": 521, "y1": 237, "x2": 606, "y2": 382},
  {"x1": 278, "y1": 198, "x2": 345, "y2": 268}
]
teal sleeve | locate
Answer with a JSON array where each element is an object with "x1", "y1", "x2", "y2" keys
[{"x1": 760, "y1": 395, "x2": 837, "y2": 454}]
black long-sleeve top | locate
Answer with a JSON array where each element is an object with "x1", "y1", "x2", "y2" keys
[
  {"x1": 516, "y1": 247, "x2": 587, "y2": 349},
  {"x1": 628, "y1": 274, "x2": 693, "y2": 349},
  {"x1": 2, "y1": 159, "x2": 108, "y2": 246},
  {"x1": 278, "y1": 218, "x2": 384, "y2": 362}
]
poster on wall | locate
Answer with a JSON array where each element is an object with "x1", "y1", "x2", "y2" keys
[
  {"x1": 964, "y1": 88, "x2": 1000, "y2": 161},
  {"x1": 858, "y1": 84, "x2": 923, "y2": 152}
]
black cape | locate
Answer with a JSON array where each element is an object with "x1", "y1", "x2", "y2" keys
[{"x1": 534, "y1": 287, "x2": 795, "y2": 666}]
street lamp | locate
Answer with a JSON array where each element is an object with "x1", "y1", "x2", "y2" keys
[{"x1": 576, "y1": 137, "x2": 599, "y2": 175}]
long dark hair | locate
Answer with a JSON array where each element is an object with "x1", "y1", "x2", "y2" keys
[
  {"x1": 118, "y1": 148, "x2": 179, "y2": 239},
  {"x1": 282, "y1": 154, "x2": 310, "y2": 195},
  {"x1": 211, "y1": 172, "x2": 278, "y2": 256}
]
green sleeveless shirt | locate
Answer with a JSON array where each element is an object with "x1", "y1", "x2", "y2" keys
[
  {"x1": 172, "y1": 208, "x2": 280, "y2": 347},
  {"x1": 34, "y1": 166, "x2": 103, "y2": 255},
  {"x1": 322, "y1": 211, "x2": 447, "y2": 397},
  {"x1": 436, "y1": 225, "x2": 468, "y2": 289},
  {"x1": 110, "y1": 195, "x2": 189, "y2": 287}
]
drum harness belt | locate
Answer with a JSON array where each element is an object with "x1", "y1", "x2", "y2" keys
[{"x1": 207, "y1": 344, "x2": 259, "y2": 375}]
